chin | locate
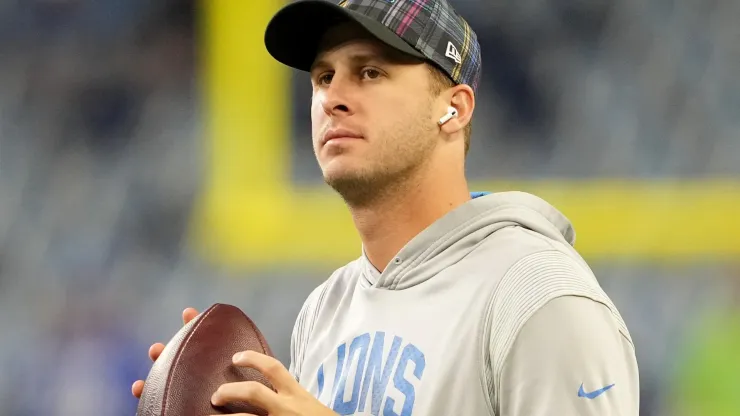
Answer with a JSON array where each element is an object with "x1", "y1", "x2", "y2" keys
[
  {"x1": 320, "y1": 154, "x2": 364, "y2": 178},
  {"x1": 321, "y1": 163, "x2": 362, "y2": 186}
]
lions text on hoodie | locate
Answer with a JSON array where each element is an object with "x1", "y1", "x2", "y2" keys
[{"x1": 288, "y1": 192, "x2": 639, "y2": 416}]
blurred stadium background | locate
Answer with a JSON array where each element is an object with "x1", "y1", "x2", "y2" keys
[{"x1": 0, "y1": 0, "x2": 738, "y2": 415}]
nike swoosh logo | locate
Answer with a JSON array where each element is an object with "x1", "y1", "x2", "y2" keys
[{"x1": 578, "y1": 383, "x2": 615, "y2": 399}]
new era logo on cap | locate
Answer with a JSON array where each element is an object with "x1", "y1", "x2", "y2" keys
[{"x1": 445, "y1": 41, "x2": 462, "y2": 64}]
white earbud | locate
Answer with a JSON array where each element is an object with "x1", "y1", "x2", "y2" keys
[{"x1": 438, "y1": 106, "x2": 458, "y2": 126}]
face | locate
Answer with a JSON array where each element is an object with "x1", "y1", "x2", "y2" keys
[{"x1": 310, "y1": 23, "x2": 441, "y2": 206}]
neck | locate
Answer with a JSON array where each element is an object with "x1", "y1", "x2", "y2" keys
[{"x1": 349, "y1": 164, "x2": 470, "y2": 272}]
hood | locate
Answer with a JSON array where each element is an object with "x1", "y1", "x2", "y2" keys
[{"x1": 361, "y1": 191, "x2": 576, "y2": 290}]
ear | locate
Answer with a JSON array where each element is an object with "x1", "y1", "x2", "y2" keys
[{"x1": 439, "y1": 84, "x2": 475, "y2": 136}]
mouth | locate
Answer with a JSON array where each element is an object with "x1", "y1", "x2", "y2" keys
[{"x1": 321, "y1": 128, "x2": 364, "y2": 146}]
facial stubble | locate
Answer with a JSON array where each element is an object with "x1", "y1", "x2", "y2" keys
[{"x1": 321, "y1": 99, "x2": 438, "y2": 208}]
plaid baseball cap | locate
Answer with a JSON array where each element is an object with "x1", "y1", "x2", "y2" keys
[{"x1": 264, "y1": 0, "x2": 482, "y2": 94}]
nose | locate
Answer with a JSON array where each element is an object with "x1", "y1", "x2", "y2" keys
[{"x1": 320, "y1": 75, "x2": 354, "y2": 118}]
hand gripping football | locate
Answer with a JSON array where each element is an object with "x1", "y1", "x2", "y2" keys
[{"x1": 136, "y1": 304, "x2": 275, "y2": 416}]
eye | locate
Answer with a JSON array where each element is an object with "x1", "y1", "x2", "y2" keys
[
  {"x1": 317, "y1": 72, "x2": 333, "y2": 86},
  {"x1": 361, "y1": 68, "x2": 382, "y2": 80}
]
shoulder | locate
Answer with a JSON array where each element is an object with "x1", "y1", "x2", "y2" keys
[
  {"x1": 289, "y1": 258, "x2": 365, "y2": 377},
  {"x1": 293, "y1": 257, "x2": 364, "y2": 331},
  {"x1": 481, "y1": 249, "x2": 633, "y2": 385},
  {"x1": 485, "y1": 248, "x2": 632, "y2": 356},
  {"x1": 297, "y1": 257, "x2": 365, "y2": 315},
  {"x1": 472, "y1": 223, "x2": 629, "y2": 335}
]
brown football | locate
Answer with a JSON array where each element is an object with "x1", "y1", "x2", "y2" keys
[{"x1": 136, "y1": 303, "x2": 275, "y2": 416}]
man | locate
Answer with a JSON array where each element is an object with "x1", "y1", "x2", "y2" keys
[{"x1": 133, "y1": 0, "x2": 640, "y2": 414}]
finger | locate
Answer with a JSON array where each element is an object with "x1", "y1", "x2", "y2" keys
[
  {"x1": 232, "y1": 351, "x2": 294, "y2": 392},
  {"x1": 211, "y1": 381, "x2": 279, "y2": 411},
  {"x1": 132, "y1": 380, "x2": 144, "y2": 398},
  {"x1": 183, "y1": 307, "x2": 199, "y2": 325},
  {"x1": 149, "y1": 343, "x2": 166, "y2": 362}
]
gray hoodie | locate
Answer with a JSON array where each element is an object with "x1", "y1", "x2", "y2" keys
[{"x1": 289, "y1": 191, "x2": 639, "y2": 415}]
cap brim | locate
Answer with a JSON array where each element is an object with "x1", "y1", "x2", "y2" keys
[{"x1": 264, "y1": 0, "x2": 425, "y2": 73}]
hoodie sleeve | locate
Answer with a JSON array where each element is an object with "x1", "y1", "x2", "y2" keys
[
  {"x1": 498, "y1": 295, "x2": 640, "y2": 415},
  {"x1": 485, "y1": 250, "x2": 639, "y2": 416}
]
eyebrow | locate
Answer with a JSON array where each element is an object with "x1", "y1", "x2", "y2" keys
[{"x1": 310, "y1": 52, "x2": 390, "y2": 75}]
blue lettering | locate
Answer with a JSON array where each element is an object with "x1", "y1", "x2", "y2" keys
[
  {"x1": 317, "y1": 364, "x2": 325, "y2": 398},
  {"x1": 317, "y1": 333, "x2": 426, "y2": 415},
  {"x1": 330, "y1": 343, "x2": 347, "y2": 405},
  {"x1": 358, "y1": 333, "x2": 402, "y2": 416},
  {"x1": 333, "y1": 333, "x2": 371, "y2": 415},
  {"x1": 383, "y1": 344, "x2": 426, "y2": 416}
]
